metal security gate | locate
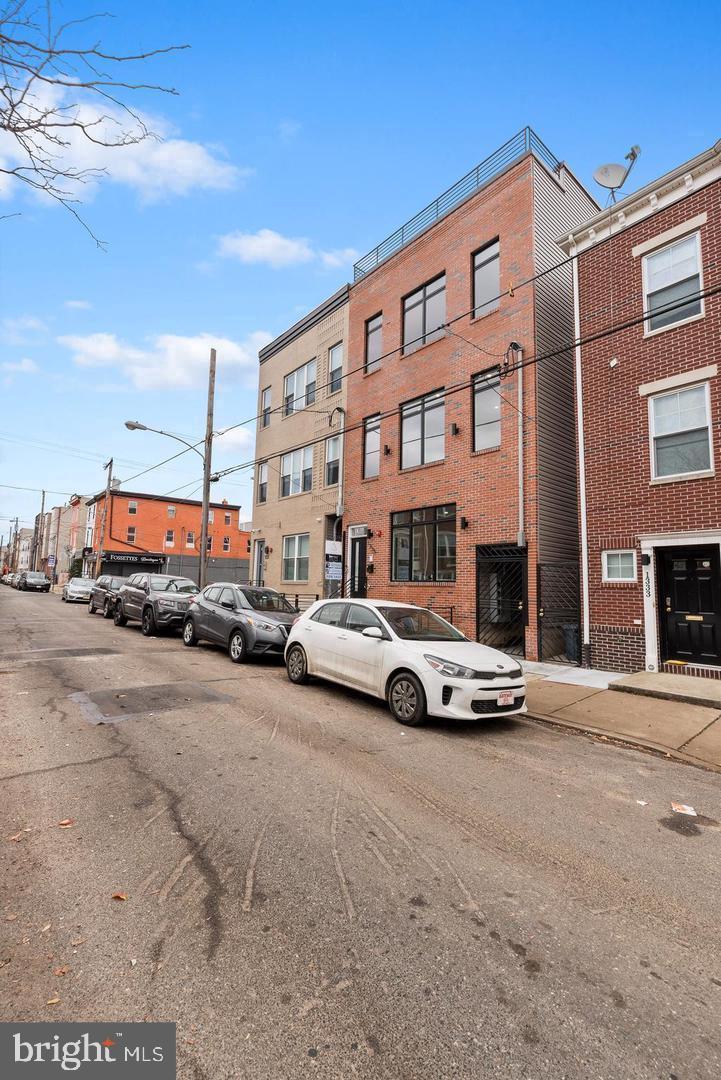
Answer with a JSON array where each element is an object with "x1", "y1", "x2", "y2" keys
[
  {"x1": 538, "y1": 561, "x2": 580, "y2": 663},
  {"x1": 476, "y1": 545, "x2": 527, "y2": 656}
]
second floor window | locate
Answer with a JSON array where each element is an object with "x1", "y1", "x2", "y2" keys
[
  {"x1": 167, "y1": 505, "x2": 176, "y2": 518},
  {"x1": 401, "y1": 391, "x2": 445, "y2": 468},
  {"x1": 284, "y1": 359, "x2": 316, "y2": 416},
  {"x1": 329, "y1": 343, "x2": 343, "y2": 394},
  {"x1": 257, "y1": 462, "x2": 268, "y2": 503},
  {"x1": 365, "y1": 313, "x2": 382, "y2": 372},
  {"x1": 223, "y1": 536, "x2": 231, "y2": 552},
  {"x1": 281, "y1": 445, "x2": 313, "y2": 496},
  {"x1": 186, "y1": 531, "x2": 195, "y2": 548},
  {"x1": 325, "y1": 436, "x2": 340, "y2": 486},
  {"x1": 403, "y1": 273, "x2": 445, "y2": 354},
  {"x1": 473, "y1": 369, "x2": 501, "y2": 450},
  {"x1": 649, "y1": 383, "x2": 712, "y2": 479},
  {"x1": 165, "y1": 529, "x2": 174, "y2": 546},
  {"x1": 261, "y1": 386, "x2": 271, "y2": 427},
  {"x1": 473, "y1": 240, "x2": 500, "y2": 318},
  {"x1": 128, "y1": 500, "x2": 137, "y2": 515},
  {"x1": 225, "y1": 511, "x2": 232, "y2": 526},
  {"x1": 126, "y1": 526, "x2": 136, "y2": 543},
  {"x1": 363, "y1": 415, "x2": 380, "y2": 478},
  {"x1": 644, "y1": 233, "x2": 702, "y2": 333}
]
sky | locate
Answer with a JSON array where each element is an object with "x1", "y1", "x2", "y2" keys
[{"x1": 1, "y1": 0, "x2": 720, "y2": 539}]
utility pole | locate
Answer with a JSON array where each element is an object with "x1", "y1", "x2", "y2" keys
[
  {"x1": 33, "y1": 489, "x2": 46, "y2": 571},
  {"x1": 10, "y1": 516, "x2": 19, "y2": 571},
  {"x1": 94, "y1": 458, "x2": 113, "y2": 579},
  {"x1": 198, "y1": 348, "x2": 217, "y2": 589}
]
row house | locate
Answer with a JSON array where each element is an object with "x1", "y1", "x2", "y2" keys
[
  {"x1": 562, "y1": 138, "x2": 721, "y2": 678},
  {"x1": 253, "y1": 286, "x2": 349, "y2": 597},
  {"x1": 83, "y1": 489, "x2": 250, "y2": 583}
]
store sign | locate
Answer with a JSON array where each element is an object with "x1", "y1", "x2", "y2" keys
[{"x1": 105, "y1": 552, "x2": 165, "y2": 565}]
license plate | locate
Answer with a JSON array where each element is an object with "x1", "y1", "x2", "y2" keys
[{"x1": 497, "y1": 691, "x2": 514, "y2": 707}]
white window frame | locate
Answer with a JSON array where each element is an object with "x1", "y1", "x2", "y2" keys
[
  {"x1": 325, "y1": 435, "x2": 340, "y2": 486},
  {"x1": 260, "y1": 386, "x2": 271, "y2": 428},
  {"x1": 282, "y1": 532, "x2": 309, "y2": 582},
  {"x1": 206, "y1": 536, "x2": 213, "y2": 553},
  {"x1": 647, "y1": 381, "x2": 714, "y2": 483},
  {"x1": 225, "y1": 511, "x2": 232, "y2": 526},
  {"x1": 257, "y1": 462, "x2": 268, "y2": 504},
  {"x1": 601, "y1": 549, "x2": 637, "y2": 583},
  {"x1": 207, "y1": 510, "x2": 214, "y2": 524},
  {"x1": 642, "y1": 231, "x2": 704, "y2": 338},
  {"x1": 126, "y1": 525, "x2": 136, "y2": 543},
  {"x1": 165, "y1": 529, "x2": 175, "y2": 547},
  {"x1": 280, "y1": 445, "x2": 313, "y2": 497},
  {"x1": 128, "y1": 500, "x2": 138, "y2": 515},
  {"x1": 283, "y1": 359, "x2": 316, "y2": 416},
  {"x1": 328, "y1": 342, "x2": 343, "y2": 394},
  {"x1": 167, "y1": 505, "x2": 176, "y2": 518},
  {"x1": 223, "y1": 536, "x2": 230, "y2": 552},
  {"x1": 186, "y1": 531, "x2": 195, "y2": 548}
]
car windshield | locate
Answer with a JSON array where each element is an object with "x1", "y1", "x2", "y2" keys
[
  {"x1": 110, "y1": 577, "x2": 125, "y2": 588},
  {"x1": 150, "y1": 576, "x2": 198, "y2": 594},
  {"x1": 241, "y1": 588, "x2": 295, "y2": 614},
  {"x1": 378, "y1": 606, "x2": 467, "y2": 642},
  {"x1": 71, "y1": 577, "x2": 94, "y2": 585},
  {"x1": 26, "y1": 573, "x2": 45, "y2": 580}
]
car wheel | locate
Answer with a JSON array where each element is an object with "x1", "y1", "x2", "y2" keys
[
  {"x1": 387, "y1": 671, "x2": 427, "y2": 726},
  {"x1": 141, "y1": 607, "x2": 156, "y2": 636},
  {"x1": 61, "y1": 594, "x2": 66, "y2": 602},
  {"x1": 103, "y1": 599, "x2": 113, "y2": 619},
  {"x1": 286, "y1": 643, "x2": 309, "y2": 684},
  {"x1": 113, "y1": 604, "x2": 128, "y2": 627},
  {"x1": 228, "y1": 628, "x2": 248, "y2": 664},
  {"x1": 88, "y1": 599, "x2": 95, "y2": 614},
  {"x1": 182, "y1": 619, "x2": 197, "y2": 647}
]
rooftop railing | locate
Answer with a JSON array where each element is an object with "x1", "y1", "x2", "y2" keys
[{"x1": 353, "y1": 127, "x2": 561, "y2": 281}]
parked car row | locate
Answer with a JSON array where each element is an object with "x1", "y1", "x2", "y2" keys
[{"x1": 1, "y1": 571, "x2": 51, "y2": 591}]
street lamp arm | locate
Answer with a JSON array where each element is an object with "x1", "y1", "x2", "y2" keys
[{"x1": 125, "y1": 422, "x2": 205, "y2": 462}]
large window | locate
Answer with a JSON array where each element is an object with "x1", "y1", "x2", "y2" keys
[
  {"x1": 401, "y1": 390, "x2": 445, "y2": 468},
  {"x1": 365, "y1": 313, "x2": 383, "y2": 372},
  {"x1": 473, "y1": 240, "x2": 500, "y2": 318},
  {"x1": 391, "y1": 504, "x2": 456, "y2": 582},
  {"x1": 284, "y1": 359, "x2": 316, "y2": 416},
  {"x1": 328, "y1": 343, "x2": 343, "y2": 394},
  {"x1": 281, "y1": 445, "x2": 313, "y2": 496},
  {"x1": 282, "y1": 533, "x2": 309, "y2": 582},
  {"x1": 649, "y1": 383, "x2": 712, "y2": 479},
  {"x1": 257, "y1": 462, "x2": 268, "y2": 503},
  {"x1": 325, "y1": 436, "x2": 340, "y2": 486},
  {"x1": 644, "y1": 233, "x2": 702, "y2": 333},
  {"x1": 473, "y1": 369, "x2": 501, "y2": 450},
  {"x1": 403, "y1": 274, "x2": 446, "y2": 354},
  {"x1": 363, "y1": 415, "x2": 380, "y2": 478},
  {"x1": 260, "y1": 387, "x2": 271, "y2": 427}
]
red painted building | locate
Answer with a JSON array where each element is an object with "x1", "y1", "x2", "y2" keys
[
  {"x1": 562, "y1": 139, "x2": 721, "y2": 677},
  {"x1": 342, "y1": 128, "x2": 597, "y2": 661}
]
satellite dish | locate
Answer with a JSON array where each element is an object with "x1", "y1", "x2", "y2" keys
[{"x1": 593, "y1": 163, "x2": 628, "y2": 190}]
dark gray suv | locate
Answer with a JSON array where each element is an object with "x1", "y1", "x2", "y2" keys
[
  {"x1": 182, "y1": 583, "x2": 297, "y2": 663},
  {"x1": 114, "y1": 572, "x2": 199, "y2": 635}
]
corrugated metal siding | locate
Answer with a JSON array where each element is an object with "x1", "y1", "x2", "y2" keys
[{"x1": 532, "y1": 161, "x2": 598, "y2": 560}]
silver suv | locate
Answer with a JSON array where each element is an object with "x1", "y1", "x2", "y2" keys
[{"x1": 182, "y1": 584, "x2": 297, "y2": 663}]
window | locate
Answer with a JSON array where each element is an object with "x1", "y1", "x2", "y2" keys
[
  {"x1": 128, "y1": 500, "x2": 137, "y2": 515},
  {"x1": 329, "y1": 343, "x2": 343, "y2": 394},
  {"x1": 363, "y1": 415, "x2": 380, "y2": 478},
  {"x1": 473, "y1": 369, "x2": 501, "y2": 450},
  {"x1": 281, "y1": 445, "x2": 313, "y2": 496},
  {"x1": 126, "y1": 526, "x2": 136, "y2": 543},
  {"x1": 167, "y1": 505, "x2": 176, "y2": 518},
  {"x1": 257, "y1": 462, "x2": 268, "y2": 504},
  {"x1": 644, "y1": 233, "x2": 702, "y2": 333},
  {"x1": 602, "y1": 550, "x2": 637, "y2": 582},
  {"x1": 208, "y1": 510, "x2": 214, "y2": 525},
  {"x1": 391, "y1": 504, "x2": 456, "y2": 582},
  {"x1": 325, "y1": 436, "x2": 340, "y2": 486},
  {"x1": 312, "y1": 602, "x2": 347, "y2": 626},
  {"x1": 165, "y1": 529, "x2": 175, "y2": 546},
  {"x1": 473, "y1": 240, "x2": 500, "y2": 318},
  {"x1": 219, "y1": 587, "x2": 236, "y2": 607},
  {"x1": 365, "y1": 314, "x2": 382, "y2": 373},
  {"x1": 282, "y1": 533, "x2": 309, "y2": 581},
  {"x1": 205, "y1": 586, "x2": 221, "y2": 603},
  {"x1": 346, "y1": 604, "x2": 384, "y2": 634},
  {"x1": 403, "y1": 274, "x2": 446, "y2": 354},
  {"x1": 225, "y1": 511, "x2": 232, "y2": 526},
  {"x1": 186, "y1": 531, "x2": 195, "y2": 548},
  {"x1": 223, "y1": 536, "x2": 230, "y2": 552},
  {"x1": 649, "y1": 383, "x2": 712, "y2": 479},
  {"x1": 401, "y1": 391, "x2": 445, "y2": 468},
  {"x1": 284, "y1": 359, "x2": 316, "y2": 416},
  {"x1": 206, "y1": 536, "x2": 213, "y2": 553},
  {"x1": 261, "y1": 386, "x2": 271, "y2": 428}
]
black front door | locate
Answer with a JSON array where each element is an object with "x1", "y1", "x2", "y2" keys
[
  {"x1": 350, "y1": 536, "x2": 367, "y2": 598},
  {"x1": 659, "y1": 546, "x2": 721, "y2": 665}
]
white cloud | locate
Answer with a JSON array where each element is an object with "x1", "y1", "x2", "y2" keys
[
  {"x1": 213, "y1": 426, "x2": 255, "y2": 455},
  {"x1": 278, "y1": 119, "x2": 301, "y2": 143},
  {"x1": 58, "y1": 330, "x2": 272, "y2": 391},
  {"x1": 1, "y1": 357, "x2": 38, "y2": 374},
  {"x1": 1, "y1": 315, "x2": 47, "y2": 345},
  {"x1": 64, "y1": 300, "x2": 92, "y2": 310},
  {"x1": 217, "y1": 228, "x2": 358, "y2": 271}
]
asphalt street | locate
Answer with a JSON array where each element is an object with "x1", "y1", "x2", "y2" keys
[{"x1": 1, "y1": 588, "x2": 720, "y2": 1079}]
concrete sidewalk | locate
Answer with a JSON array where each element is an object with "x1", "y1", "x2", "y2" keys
[{"x1": 523, "y1": 662, "x2": 721, "y2": 772}]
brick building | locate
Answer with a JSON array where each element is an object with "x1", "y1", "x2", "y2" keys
[
  {"x1": 342, "y1": 128, "x2": 597, "y2": 660},
  {"x1": 562, "y1": 138, "x2": 721, "y2": 677},
  {"x1": 83, "y1": 489, "x2": 250, "y2": 583}
]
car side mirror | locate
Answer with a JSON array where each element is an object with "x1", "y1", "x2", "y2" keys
[
  {"x1": 361, "y1": 626, "x2": 384, "y2": 639},
  {"x1": 221, "y1": 599, "x2": 235, "y2": 609}
]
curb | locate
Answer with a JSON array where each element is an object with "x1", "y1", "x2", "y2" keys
[
  {"x1": 609, "y1": 681, "x2": 721, "y2": 712},
  {"x1": 523, "y1": 708, "x2": 721, "y2": 776}
]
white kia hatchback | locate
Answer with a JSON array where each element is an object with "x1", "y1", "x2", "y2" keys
[{"x1": 285, "y1": 599, "x2": 526, "y2": 726}]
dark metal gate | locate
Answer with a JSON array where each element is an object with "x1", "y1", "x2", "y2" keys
[
  {"x1": 538, "y1": 561, "x2": 580, "y2": 663},
  {"x1": 476, "y1": 545, "x2": 527, "y2": 656}
]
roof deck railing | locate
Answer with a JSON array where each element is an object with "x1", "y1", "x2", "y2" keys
[{"x1": 353, "y1": 126, "x2": 561, "y2": 281}]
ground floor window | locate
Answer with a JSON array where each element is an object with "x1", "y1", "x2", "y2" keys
[
  {"x1": 283, "y1": 533, "x2": 309, "y2": 582},
  {"x1": 602, "y1": 550, "x2": 637, "y2": 582},
  {"x1": 391, "y1": 504, "x2": 455, "y2": 582}
]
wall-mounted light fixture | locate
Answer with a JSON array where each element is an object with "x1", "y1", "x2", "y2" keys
[
  {"x1": 460, "y1": 517, "x2": 469, "y2": 530},
  {"x1": 451, "y1": 423, "x2": 460, "y2": 436},
  {"x1": 383, "y1": 445, "x2": 392, "y2": 456}
]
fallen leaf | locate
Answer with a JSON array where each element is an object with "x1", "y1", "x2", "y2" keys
[
  {"x1": 46, "y1": 996, "x2": 61, "y2": 1005},
  {"x1": 58, "y1": 819, "x2": 75, "y2": 829},
  {"x1": 70, "y1": 937, "x2": 85, "y2": 947},
  {"x1": 636, "y1": 800, "x2": 648, "y2": 807},
  {"x1": 671, "y1": 801, "x2": 697, "y2": 817},
  {"x1": 130, "y1": 958, "x2": 137, "y2": 967},
  {"x1": 111, "y1": 892, "x2": 129, "y2": 902},
  {"x1": 8, "y1": 832, "x2": 23, "y2": 842},
  {"x1": 41, "y1": 924, "x2": 51, "y2": 933},
  {"x1": 53, "y1": 965, "x2": 70, "y2": 976},
  {"x1": 5, "y1": 913, "x2": 18, "y2": 922}
]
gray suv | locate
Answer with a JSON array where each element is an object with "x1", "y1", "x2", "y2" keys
[
  {"x1": 182, "y1": 583, "x2": 297, "y2": 663},
  {"x1": 114, "y1": 572, "x2": 199, "y2": 636}
]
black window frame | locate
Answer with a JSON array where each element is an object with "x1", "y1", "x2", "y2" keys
[
  {"x1": 472, "y1": 239, "x2": 500, "y2": 319},
  {"x1": 390, "y1": 503, "x2": 456, "y2": 583},
  {"x1": 363, "y1": 414, "x2": 380, "y2": 479},
  {"x1": 400, "y1": 389, "x2": 445, "y2": 469},
  {"x1": 472, "y1": 367, "x2": 502, "y2": 452},
  {"x1": 402, "y1": 273, "x2": 446, "y2": 355},
  {"x1": 365, "y1": 313, "x2": 383, "y2": 373}
]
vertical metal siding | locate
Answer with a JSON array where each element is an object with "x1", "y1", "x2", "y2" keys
[{"x1": 532, "y1": 161, "x2": 598, "y2": 561}]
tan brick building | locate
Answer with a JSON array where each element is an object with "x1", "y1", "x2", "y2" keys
[{"x1": 252, "y1": 286, "x2": 349, "y2": 599}]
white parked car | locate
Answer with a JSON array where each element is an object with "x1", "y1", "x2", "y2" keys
[
  {"x1": 62, "y1": 577, "x2": 96, "y2": 603},
  {"x1": 285, "y1": 599, "x2": 526, "y2": 726}
]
